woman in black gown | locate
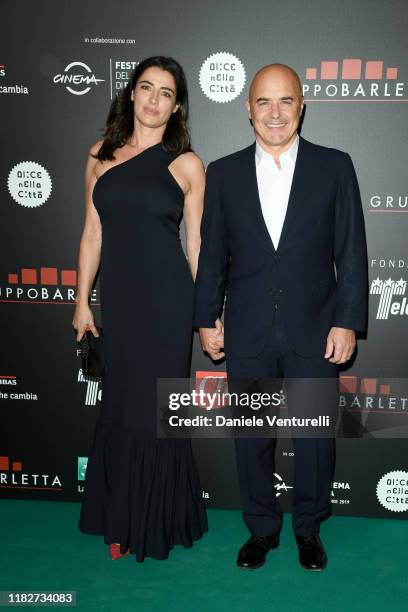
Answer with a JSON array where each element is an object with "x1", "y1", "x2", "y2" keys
[{"x1": 72, "y1": 57, "x2": 210, "y2": 562}]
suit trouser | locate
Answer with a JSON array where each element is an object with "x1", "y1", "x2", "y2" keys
[{"x1": 226, "y1": 308, "x2": 338, "y2": 537}]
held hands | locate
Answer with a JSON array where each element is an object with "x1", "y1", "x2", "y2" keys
[
  {"x1": 199, "y1": 318, "x2": 225, "y2": 361},
  {"x1": 72, "y1": 303, "x2": 100, "y2": 342},
  {"x1": 324, "y1": 327, "x2": 356, "y2": 364}
]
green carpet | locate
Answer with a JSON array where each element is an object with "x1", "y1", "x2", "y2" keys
[{"x1": 1, "y1": 500, "x2": 407, "y2": 611}]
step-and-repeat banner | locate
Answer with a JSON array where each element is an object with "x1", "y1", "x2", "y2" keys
[{"x1": 1, "y1": 0, "x2": 407, "y2": 519}]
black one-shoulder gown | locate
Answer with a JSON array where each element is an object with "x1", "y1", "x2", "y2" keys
[{"x1": 78, "y1": 142, "x2": 208, "y2": 562}]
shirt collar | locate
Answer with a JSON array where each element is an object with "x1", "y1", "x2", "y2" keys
[{"x1": 255, "y1": 134, "x2": 299, "y2": 169}]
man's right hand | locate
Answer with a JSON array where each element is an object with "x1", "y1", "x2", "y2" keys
[{"x1": 198, "y1": 318, "x2": 225, "y2": 360}]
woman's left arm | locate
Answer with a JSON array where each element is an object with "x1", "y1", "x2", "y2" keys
[{"x1": 180, "y1": 153, "x2": 206, "y2": 281}]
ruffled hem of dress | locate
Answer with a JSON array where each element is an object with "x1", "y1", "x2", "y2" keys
[{"x1": 78, "y1": 420, "x2": 208, "y2": 562}]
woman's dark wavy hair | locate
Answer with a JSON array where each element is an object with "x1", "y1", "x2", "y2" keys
[{"x1": 95, "y1": 56, "x2": 191, "y2": 160}]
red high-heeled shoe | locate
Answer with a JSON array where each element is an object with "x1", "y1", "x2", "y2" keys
[{"x1": 109, "y1": 543, "x2": 130, "y2": 560}]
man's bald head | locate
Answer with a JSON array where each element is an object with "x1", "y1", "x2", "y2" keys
[{"x1": 249, "y1": 64, "x2": 303, "y2": 100}]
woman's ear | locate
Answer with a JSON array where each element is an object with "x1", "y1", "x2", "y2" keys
[{"x1": 172, "y1": 103, "x2": 179, "y2": 114}]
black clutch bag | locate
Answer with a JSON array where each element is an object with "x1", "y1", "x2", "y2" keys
[{"x1": 79, "y1": 326, "x2": 105, "y2": 378}]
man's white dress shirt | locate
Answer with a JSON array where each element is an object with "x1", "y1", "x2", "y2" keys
[{"x1": 255, "y1": 135, "x2": 299, "y2": 250}]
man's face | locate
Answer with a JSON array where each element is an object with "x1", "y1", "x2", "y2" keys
[
  {"x1": 131, "y1": 66, "x2": 179, "y2": 129},
  {"x1": 246, "y1": 67, "x2": 304, "y2": 153}
]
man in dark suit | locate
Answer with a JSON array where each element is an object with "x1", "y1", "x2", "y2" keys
[{"x1": 193, "y1": 64, "x2": 368, "y2": 571}]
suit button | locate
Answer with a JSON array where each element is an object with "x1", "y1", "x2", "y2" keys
[
  {"x1": 279, "y1": 289, "x2": 283, "y2": 294},
  {"x1": 274, "y1": 301, "x2": 279, "y2": 309}
]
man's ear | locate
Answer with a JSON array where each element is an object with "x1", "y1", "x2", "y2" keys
[{"x1": 245, "y1": 99, "x2": 252, "y2": 119}]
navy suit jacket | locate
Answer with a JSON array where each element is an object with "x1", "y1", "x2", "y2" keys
[{"x1": 193, "y1": 136, "x2": 368, "y2": 358}]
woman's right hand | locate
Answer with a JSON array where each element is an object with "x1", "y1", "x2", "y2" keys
[{"x1": 72, "y1": 303, "x2": 99, "y2": 342}]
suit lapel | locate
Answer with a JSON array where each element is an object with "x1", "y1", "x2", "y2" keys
[{"x1": 277, "y1": 136, "x2": 313, "y2": 250}]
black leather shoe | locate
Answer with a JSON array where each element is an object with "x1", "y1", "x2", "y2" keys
[
  {"x1": 295, "y1": 534, "x2": 327, "y2": 571},
  {"x1": 236, "y1": 535, "x2": 279, "y2": 569}
]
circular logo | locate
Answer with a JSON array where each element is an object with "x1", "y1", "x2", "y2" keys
[
  {"x1": 376, "y1": 470, "x2": 408, "y2": 512},
  {"x1": 199, "y1": 52, "x2": 246, "y2": 103},
  {"x1": 8, "y1": 161, "x2": 52, "y2": 208},
  {"x1": 53, "y1": 61, "x2": 104, "y2": 95}
]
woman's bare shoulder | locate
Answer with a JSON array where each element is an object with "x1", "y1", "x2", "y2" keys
[
  {"x1": 88, "y1": 139, "x2": 104, "y2": 157},
  {"x1": 86, "y1": 140, "x2": 105, "y2": 179},
  {"x1": 176, "y1": 151, "x2": 205, "y2": 176}
]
